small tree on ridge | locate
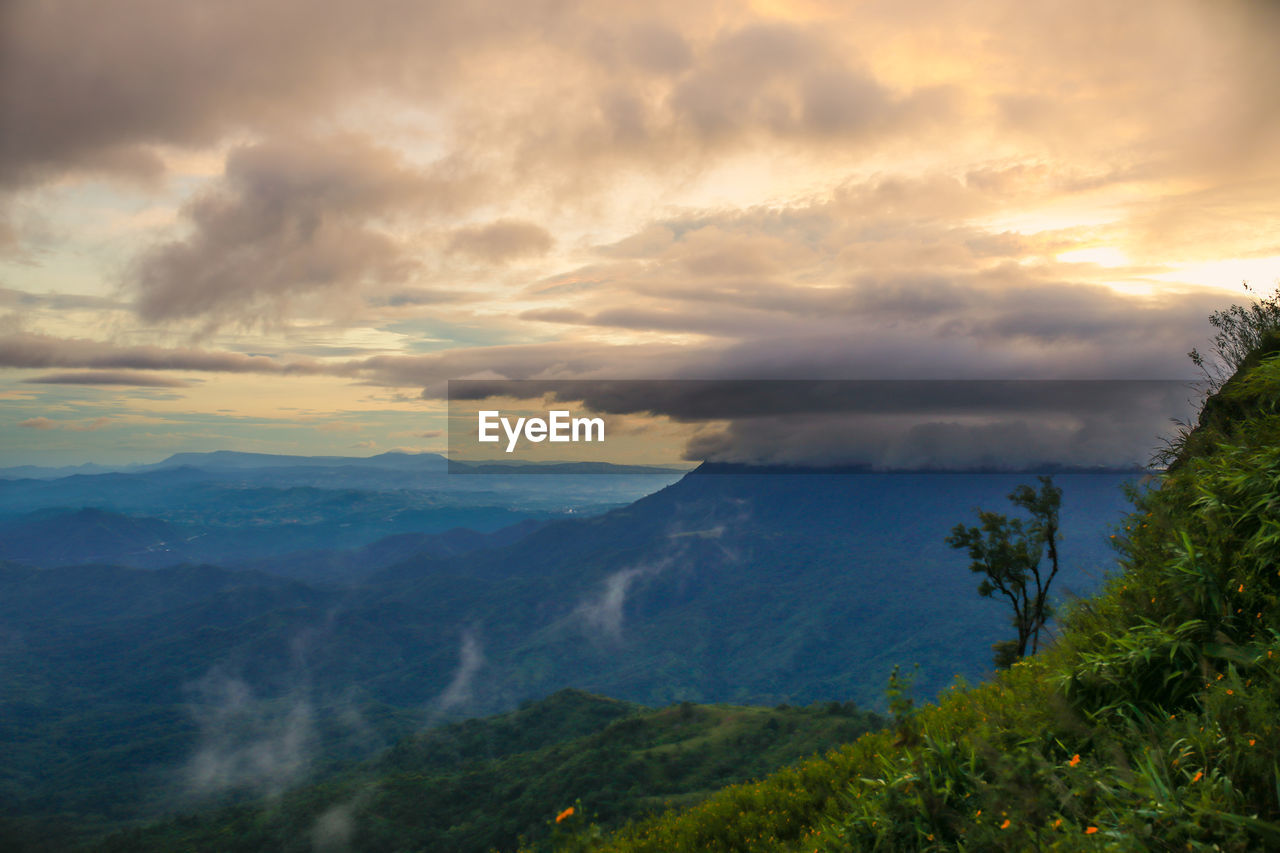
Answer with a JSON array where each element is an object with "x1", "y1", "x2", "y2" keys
[{"x1": 946, "y1": 475, "x2": 1062, "y2": 669}]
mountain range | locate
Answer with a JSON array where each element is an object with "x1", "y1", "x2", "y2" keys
[{"x1": 0, "y1": 456, "x2": 1138, "y2": 846}]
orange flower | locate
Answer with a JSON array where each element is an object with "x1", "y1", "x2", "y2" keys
[
  {"x1": 1052, "y1": 818, "x2": 1063, "y2": 830},
  {"x1": 1192, "y1": 771, "x2": 1203, "y2": 783},
  {"x1": 1069, "y1": 754, "x2": 1081, "y2": 767},
  {"x1": 1085, "y1": 826, "x2": 1098, "y2": 835},
  {"x1": 556, "y1": 807, "x2": 575, "y2": 823},
  {"x1": 1249, "y1": 739, "x2": 1257, "y2": 746},
  {"x1": 1000, "y1": 819, "x2": 1011, "y2": 829}
]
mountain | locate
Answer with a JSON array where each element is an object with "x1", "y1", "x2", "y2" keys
[
  {"x1": 143, "y1": 450, "x2": 451, "y2": 472},
  {"x1": 0, "y1": 454, "x2": 682, "y2": 533},
  {"x1": 0, "y1": 465, "x2": 1136, "y2": 846},
  {"x1": 91, "y1": 689, "x2": 884, "y2": 853},
  {"x1": 0, "y1": 507, "x2": 545, "y2": 575},
  {"x1": 0, "y1": 508, "x2": 187, "y2": 567},
  {"x1": 227, "y1": 519, "x2": 547, "y2": 584},
  {"x1": 359, "y1": 468, "x2": 1134, "y2": 707},
  {"x1": 0, "y1": 462, "x2": 137, "y2": 480}
]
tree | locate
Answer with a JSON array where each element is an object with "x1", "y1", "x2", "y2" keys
[{"x1": 946, "y1": 476, "x2": 1062, "y2": 669}]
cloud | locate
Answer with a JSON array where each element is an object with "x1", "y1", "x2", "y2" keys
[
  {"x1": 447, "y1": 220, "x2": 554, "y2": 264},
  {"x1": 311, "y1": 796, "x2": 364, "y2": 853},
  {"x1": 0, "y1": 331, "x2": 328, "y2": 374},
  {"x1": 575, "y1": 520, "x2": 742, "y2": 640},
  {"x1": 667, "y1": 22, "x2": 953, "y2": 145},
  {"x1": 316, "y1": 422, "x2": 363, "y2": 434},
  {"x1": 182, "y1": 670, "x2": 315, "y2": 798},
  {"x1": 0, "y1": 0, "x2": 546, "y2": 191},
  {"x1": 23, "y1": 370, "x2": 189, "y2": 387},
  {"x1": 16, "y1": 415, "x2": 111, "y2": 431},
  {"x1": 67, "y1": 417, "x2": 111, "y2": 432},
  {"x1": 0, "y1": 288, "x2": 125, "y2": 312},
  {"x1": 4, "y1": 0, "x2": 1275, "y2": 206},
  {"x1": 577, "y1": 566, "x2": 647, "y2": 639},
  {"x1": 130, "y1": 135, "x2": 472, "y2": 329},
  {"x1": 450, "y1": 378, "x2": 1195, "y2": 469},
  {"x1": 2, "y1": 0, "x2": 1276, "y2": 462},
  {"x1": 434, "y1": 630, "x2": 483, "y2": 714},
  {"x1": 682, "y1": 409, "x2": 1183, "y2": 470}
]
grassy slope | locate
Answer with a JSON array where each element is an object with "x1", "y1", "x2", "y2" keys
[
  {"x1": 591, "y1": 347, "x2": 1280, "y2": 852},
  {"x1": 89, "y1": 690, "x2": 881, "y2": 853}
]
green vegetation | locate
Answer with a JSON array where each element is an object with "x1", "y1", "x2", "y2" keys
[
  {"x1": 947, "y1": 475, "x2": 1063, "y2": 668},
  {"x1": 587, "y1": 303, "x2": 1280, "y2": 851},
  {"x1": 89, "y1": 690, "x2": 882, "y2": 853},
  {"x1": 1190, "y1": 284, "x2": 1280, "y2": 389}
]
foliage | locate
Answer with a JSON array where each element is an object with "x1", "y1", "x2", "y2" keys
[
  {"x1": 1189, "y1": 283, "x2": 1280, "y2": 388},
  {"x1": 946, "y1": 475, "x2": 1063, "y2": 667},
  {"x1": 1157, "y1": 283, "x2": 1280, "y2": 468}
]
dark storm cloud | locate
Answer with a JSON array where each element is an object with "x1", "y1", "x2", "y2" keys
[
  {"x1": 679, "y1": 410, "x2": 1180, "y2": 470},
  {"x1": 448, "y1": 379, "x2": 1195, "y2": 469},
  {"x1": 449, "y1": 379, "x2": 1184, "y2": 421}
]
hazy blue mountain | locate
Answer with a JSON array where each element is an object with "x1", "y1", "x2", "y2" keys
[
  {"x1": 0, "y1": 462, "x2": 139, "y2": 480},
  {"x1": 0, "y1": 454, "x2": 682, "y2": 532},
  {"x1": 0, "y1": 505, "x2": 545, "y2": 579},
  {"x1": 142, "y1": 450, "x2": 451, "y2": 471},
  {"x1": 359, "y1": 467, "x2": 1135, "y2": 708},
  {"x1": 0, "y1": 450, "x2": 682, "y2": 574},
  {"x1": 0, "y1": 464, "x2": 1139, "y2": 843},
  {"x1": 227, "y1": 519, "x2": 547, "y2": 584},
  {"x1": 0, "y1": 508, "x2": 188, "y2": 567}
]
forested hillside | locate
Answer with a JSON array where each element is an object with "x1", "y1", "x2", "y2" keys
[{"x1": 91, "y1": 690, "x2": 882, "y2": 853}]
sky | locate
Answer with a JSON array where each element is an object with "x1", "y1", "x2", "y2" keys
[{"x1": 2, "y1": 0, "x2": 1279, "y2": 466}]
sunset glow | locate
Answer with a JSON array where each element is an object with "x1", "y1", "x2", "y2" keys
[{"x1": 2, "y1": 0, "x2": 1278, "y2": 464}]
